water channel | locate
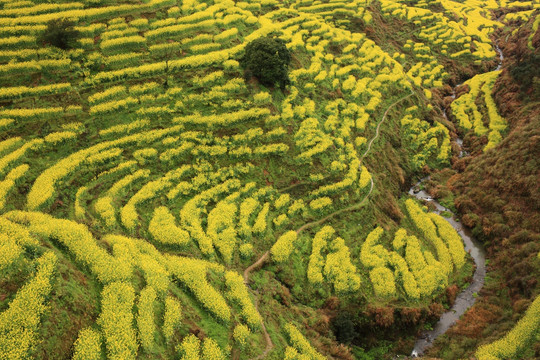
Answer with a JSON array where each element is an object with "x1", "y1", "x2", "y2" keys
[{"x1": 409, "y1": 43, "x2": 504, "y2": 357}]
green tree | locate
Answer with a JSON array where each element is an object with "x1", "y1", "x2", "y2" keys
[
  {"x1": 240, "y1": 36, "x2": 291, "y2": 90},
  {"x1": 39, "y1": 19, "x2": 81, "y2": 50}
]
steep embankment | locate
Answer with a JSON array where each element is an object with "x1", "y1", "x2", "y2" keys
[{"x1": 424, "y1": 14, "x2": 540, "y2": 360}]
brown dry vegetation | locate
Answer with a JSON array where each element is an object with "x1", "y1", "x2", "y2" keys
[{"x1": 425, "y1": 17, "x2": 540, "y2": 359}]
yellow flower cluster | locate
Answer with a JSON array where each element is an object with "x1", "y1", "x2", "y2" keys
[
  {"x1": 360, "y1": 226, "x2": 387, "y2": 268},
  {"x1": 358, "y1": 165, "x2": 372, "y2": 189},
  {"x1": 309, "y1": 197, "x2": 332, "y2": 212},
  {"x1": 149, "y1": 206, "x2": 190, "y2": 247},
  {"x1": 163, "y1": 296, "x2": 182, "y2": 343},
  {"x1": 404, "y1": 233, "x2": 445, "y2": 296},
  {"x1": 0, "y1": 139, "x2": 42, "y2": 178},
  {"x1": 389, "y1": 252, "x2": 420, "y2": 299},
  {"x1": 167, "y1": 256, "x2": 230, "y2": 322},
  {"x1": 0, "y1": 118, "x2": 13, "y2": 130},
  {"x1": 405, "y1": 199, "x2": 452, "y2": 276},
  {"x1": 179, "y1": 334, "x2": 201, "y2": 360},
  {"x1": 0, "y1": 137, "x2": 22, "y2": 155},
  {"x1": 201, "y1": 337, "x2": 227, "y2": 359},
  {"x1": 0, "y1": 106, "x2": 64, "y2": 119},
  {"x1": 98, "y1": 282, "x2": 138, "y2": 360},
  {"x1": 100, "y1": 35, "x2": 146, "y2": 54},
  {"x1": 252, "y1": 202, "x2": 270, "y2": 234},
  {"x1": 225, "y1": 271, "x2": 262, "y2": 329},
  {"x1": 475, "y1": 295, "x2": 540, "y2": 360},
  {"x1": 44, "y1": 131, "x2": 77, "y2": 145},
  {"x1": 0, "y1": 83, "x2": 71, "y2": 101},
  {"x1": 324, "y1": 237, "x2": 361, "y2": 293},
  {"x1": 482, "y1": 71, "x2": 506, "y2": 151},
  {"x1": 0, "y1": 59, "x2": 71, "y2": 75},
  {"x1": 0, "y1": 164, "x2": 28, "y2": 211},
  {"x1": 5, "y1": 211, "x2": 131, "y2": 283},
  {"x1": 73, "y1": 328, "x2": 102, "y2": 360},
  {"x1": 89, "y1": 96, "x2": 138, "y2": 115},
  {"x1": 0, "y1": 3, "x2": 84, "y2": 17},
  {"x1": 239, "y1": 197, "x2": 258, "y2": 238},
  {"x1": 284, "y1": 323, "x2": 326, "y2": 360},
  {"x1": 105, "y1": 234, "x2": 170, "y2": 294},
  {"x1": 88, "y1": 85, "x2": 127, "y2": 105},
  {"x1": 308, "y1": 226, "x2": 334, "y2": 284},
  {"x1": 0, "y1": 251, "x2": 56, "y2": 360},
  {"x1": 173, "y1": 108, "x2": 270, "y2": 129},
  {"x1": 95, "y1": 169, "x2": 150, "y2": 228},
  {"x1": 0, "y1": 0, "x2": 175, "y2": 26},
  {"x1": 180, "y1": 179, "x2": 240, "y2": 255},
  {"x1": 233, "y1": 324, "x2": 250, "y2": 346},
  {"x1": 137, "y1": 286, "x2": 157, "y2": 351},
  {"x1": 0, "y1": 232, "x2": 22, "y2": 270},
  {"x1": 428, "y1": 213, "x2": 466, "y2": 270},
  {"x1": 369, "y1": 266, "x2": 396, "y2": 297},
  {"x1": 271, "y1": 231, "x2": 298, "y2": 263},
  {"x1": 207, "y1": 201, "x2": 238, "y2": 263}
]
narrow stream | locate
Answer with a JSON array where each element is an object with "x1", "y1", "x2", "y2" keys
[
  {"x1": 408, "y1": 180, "x2": 486, "y2": 357},
  {"x1": 408, "y1": 43, "x2": 504, "y2": 357}
]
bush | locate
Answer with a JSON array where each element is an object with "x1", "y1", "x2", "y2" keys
[
  {"x1": 39, "y1": 19, "x2": 81, "y2": 50},
  {"x1": 240, "y1": 36, "x2": 291, "y2": 90},
  {"x1": 332, "y1": 312, "x2": 357, "y2": 344}
]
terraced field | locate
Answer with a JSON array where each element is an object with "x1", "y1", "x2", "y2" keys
[{"x1": 0, "y1": 0, "x2": 538, "y2": 359}]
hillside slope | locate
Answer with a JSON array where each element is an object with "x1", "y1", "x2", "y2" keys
[{"x1": 0, "y1": 0, "x2": 537, "y2": 359}]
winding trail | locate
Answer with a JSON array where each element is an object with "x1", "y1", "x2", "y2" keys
[{"x1": 243, "y1": 91, "x2": 413, "y2": 359}]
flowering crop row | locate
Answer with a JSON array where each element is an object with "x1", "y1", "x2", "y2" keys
[
  {"x1": 405, "y1": 199, "x2": 452, "y2": 277},
  {"x1": 173, "y1": 107, "x2": 270, "y2": 129},
  {"x1": 166, "y1": 256, "x2": 230, "y2": 322},
  {"x1": 0, "y1": 164, "x2": 28, "y2": 211},
  {"x1": 100, "y1": 35, "x2": 146, "y2": 54},
  {"x1": 98, "y1": 282, "x2": 138, "y2": 360},
  {"x1": 73, "y1": 328, "x2": 102, "y2": 360},
  {"x1": 149, "y1": 206, "x2": 190, "y2": 247},
  {"x1": 207, "y1": 200, "x2": 238, "y2": 263},
  {"x1": 163, "y1": 296, "x2": 182, "y2": 343},
  {"x1": 0, "y1": 83, "x2": 71, "y2": 101},
  {"x1": 95, "y1": 169, "x2": 150, "y2": 228},
  {"x1": 0, "y1": 59, "x2": 71, "y2": 75},
  {"x1": 105, "y1": 234, "x2": 170, "y2": 294},
  {"x1": 5, "y1": 211, "x2": 132, "y2": 283},
  {"x1": 224, "y1": 271, "x2": 262, "y2": 329},
  {"x1": 180, "y1": 179, "x2": 240, "y2": 255},
  {"x1": 27, "y1": 125, "x2": 184, "y2": 210},
  {"x1": 271, "y1": 231, "x2": 298, "y2": 263},
  {"x1": 475, "y1": 295, "x2": 540, "y2": 360},
  {"x1": 121, "y1": 166, "x2": 191, "y2": 231},
  {"x1": 0, "y1": 251, "x2": 56, "y2": 359},
  {"x1": 324, "y1": 237, "x2": 361, "y2": 293},
  {"x1": 137, "y1": 286, "x2": 157, "y2": 351},
  {"x1": 284, "y1": 323, "x2": 326, "y2": 360},
  {"x1": 307, "y1": 226, "x2": 334, "y2": 284},
  {"x1": 88, "y1": 85, "x2": 127, "y2": 105},
  {"x1": 0, "y1": 0, "x2": 176, "y2": 26}
]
